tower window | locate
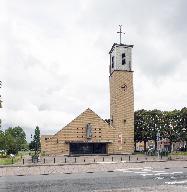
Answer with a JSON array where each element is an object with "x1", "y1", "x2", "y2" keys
[
  {"x1": 111, "y1": 56, "x2": 114, "y2": 68},
  {"x1": 122, "y1": 59, "x2": 126, "y2": 65},
  {"x1": 122, "y1": 53, "x2": 126, "y2": 58},
  {"x1": 122, "y1": 53, "x2": 126, "y2": 65},
  {"x1": 129, "y1": 61, "x2": 131, "y2": 70}
]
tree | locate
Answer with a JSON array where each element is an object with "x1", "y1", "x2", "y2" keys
[
  {"x1": 29, "y1": 140, "x2": 35, "y2": 150},
  {"x1": 147, "y1": 110, "x2": 163, "y2": 150},
  {"x1": 32, "y1": 126, "x2": 41, "y2": 154},
  {"x1": 4, "y1": 126, "x2": 27, "y2": 154},
  {"x1": 0, "y1": 130, "x2": 5, "y2": 150},
  {"x1": 161, "y1": 110, "x2": 181, "y2": 152},
  {"x1": 134, "y1": 110, "x2": 151, "y2": 152},
  {"x1": 180, "y1": 107, "x2": 187, "y2": 150}
]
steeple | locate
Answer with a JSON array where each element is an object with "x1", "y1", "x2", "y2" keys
[
  {"x1": 109, "y1": 26, "x2": 134, "y2": 154},
  {"x1": 109, "y1": 26, "x2": 133, "y2": 75}
]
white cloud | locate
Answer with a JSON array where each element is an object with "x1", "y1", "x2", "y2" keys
[{"x1": 0, "y1": 0, "x2": 187, "y2": 139}]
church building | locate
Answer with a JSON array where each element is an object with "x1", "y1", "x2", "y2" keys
[{"x1": 41, "y1": 28, "x2": 134, "y2": 155}]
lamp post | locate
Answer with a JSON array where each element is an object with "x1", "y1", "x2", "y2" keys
[
  {"x1": 156, "y1": 130, "x2": 160, "y2": 159},
  {"x1": 31, "y1": 134, "x2": 37, "y2": 156},
  {"x1": 182, "y1": 128, "x2": 186, "y2": 150}
]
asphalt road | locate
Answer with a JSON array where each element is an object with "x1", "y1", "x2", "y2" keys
[{"x1": 0, "y1": 167, "x2": 187, "y2": 192}]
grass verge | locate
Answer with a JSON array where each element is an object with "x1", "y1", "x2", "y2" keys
[
  {"x1": 0, "y1": 156, "x2": 21, "y2": 165},
  {"x1": 171, "y1": 151, "x2": 187, "y2": 156}
]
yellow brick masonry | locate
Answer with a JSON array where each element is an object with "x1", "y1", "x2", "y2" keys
[
  {"x1": 110, "y1": 70, "x2": 134, "y2": 154},
  {"x1": 41, "y1": 108, "x2": 117, "y2": 156}
]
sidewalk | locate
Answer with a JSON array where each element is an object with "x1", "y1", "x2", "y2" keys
[
  {"x1": 1, "y1": 154, "x2": 169, "y2": 168},
  {"x1": 2, "y1": 154, "x2": 187, "y2": 168},
  {"x1": 0, "y1": 159, "x2": 186, "y2": 177}
]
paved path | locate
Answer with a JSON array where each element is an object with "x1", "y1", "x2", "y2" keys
[
  {"x1": 17, "y1": 155, "x2": 169, "y2": 166},
  {"x1": 0, "y1": 160, "x2": 187, "y2": 176}
]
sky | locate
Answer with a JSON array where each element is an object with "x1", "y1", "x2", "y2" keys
[{"x1": 0, "y1": 0, "x2": 187, "y2": 139}]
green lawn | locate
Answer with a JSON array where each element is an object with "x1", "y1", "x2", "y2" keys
[
  {"x1": 0, "y1": 151, "x2": 30, "y2": 165},
  {"x1": 171, "y1": 151, "x2": 187, "y2": 156},
  {"x1": 18, "y1": 150, "x2": 30, "y2": 157},
  {"x1": 0, "y1": 156, "x2": 21, "y2": 165}
]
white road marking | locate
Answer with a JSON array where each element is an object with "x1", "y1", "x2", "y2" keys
[
  {"x1": 115, "y1": 169, "x2": 133, "y2": 173},
  {"x1": 155, "y1": 172, "x2": 169, "y2": 176},
  {"x1": 152, "y1": 170, "x2": 165, "y2": 173},
  {"x1": 97, "y1": 162, "x2": 117, "y2": 164},
  {"x1": 155, "y1": 177, "x2": 164, "y2": 180},
  {"x1": 140, "y1": 174, "x2": 153, "y2": 176},
  {"x1": 114, "y1": 167, "x2": 183, "y2": 180},
  {"x1": 144, "y1": 167, "x2": 153, "y2": 169},
  {"x1": 165, "y1": 180, "x2": 187, "y2": 185},
  {"x1": 128, "y1": 168, "x2": 143, "y2": 170},
  {"x1": 170, "y1": 172, "x2": 183, "y2": 174},
  {"x1": 142, "y1": 169, "x2": 152, "y2": 172},
  {"x1": 134, "y1": 172, "x2": 148, "y2": 174}
]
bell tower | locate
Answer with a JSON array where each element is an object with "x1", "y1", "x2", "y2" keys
[{"x1": 109, "y1": 26, "x2": 134, "y2": 154}]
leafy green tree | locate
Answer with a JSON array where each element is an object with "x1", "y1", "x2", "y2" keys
[
  {"x1": 180, "y1": 107, "x2": 187, "y2": 150},
  {"x1": 32, "y1": 126, "x2": 41, "y2": 154},
  {"x1": 0, "y1": 130, "x2": 5, "y2": 150},
  {"x1": 134, "y1": 109, "x2": 151, "y2": 152},
  {"x1": 161, "y1": 110, "x2": 181, "y2": 152},
  {"x1": 4, "y1": 126, "x2": 27, "y2": 154},
  {"x1": 135, "y1": 108, "x2": 187, "y2": 152},
  {"x1": 4, "y1": 131, "x2": 17, "y2": 154},
  {"x1": 147, "y1": 110, "x2": 163, "y2": 150},
  {"x1": 29, "y1": 140, "x2": 35, "y2": 150}
]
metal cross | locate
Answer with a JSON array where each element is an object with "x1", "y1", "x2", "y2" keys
[{"x1": 117, "y1": 25, "x2": 125, "y2": 44}]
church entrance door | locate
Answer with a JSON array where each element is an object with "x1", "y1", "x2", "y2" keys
[{"x1": 69, "y1": 143, "x2": 107, "y2": 155}]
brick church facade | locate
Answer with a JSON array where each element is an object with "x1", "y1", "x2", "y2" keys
[{"x1": 41, "y1": 34, "x2": 134, "y2": 156}]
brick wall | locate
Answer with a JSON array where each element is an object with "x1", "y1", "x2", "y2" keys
[
  {"x1": 110, "y1": 70, "x2": 134, "y2": 154},
  {"x1": 41, "y1": 109, "x2": 117, "y2": 155}
]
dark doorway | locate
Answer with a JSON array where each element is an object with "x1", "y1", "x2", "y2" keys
[{"x1": 69, "y1": 143, "x2": 107, "y2": 155}]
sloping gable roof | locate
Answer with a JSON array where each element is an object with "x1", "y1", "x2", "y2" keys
[{"x1": 54, "y1": 108, "x2": 112, "y2": 136}]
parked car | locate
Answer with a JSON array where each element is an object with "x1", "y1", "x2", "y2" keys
[{"x1": 176, "y1": 147, "x2": 186, "y2": 152}]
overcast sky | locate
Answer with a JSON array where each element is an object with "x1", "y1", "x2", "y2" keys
[{"x1": 0, "y1": 0, "x2": 187, "y2": 139}]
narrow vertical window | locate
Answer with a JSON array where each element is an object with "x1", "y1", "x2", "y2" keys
[
  {"x1": 129, "y1": 61, "x2": 131, "y2": 70},
  {"x1": 112, "y1": 56, "x2": 114, "y2": 68},
  {"x1": 122, "y1": 53, "x2": 126, "y2": 65},
  {"x1": 122, "y1": 59, "x2": 126, "y2": 65}
]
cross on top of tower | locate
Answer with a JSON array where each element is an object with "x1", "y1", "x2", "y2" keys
[{"x1": 117, "y1": 25, "x2": 125, "y2": 44}]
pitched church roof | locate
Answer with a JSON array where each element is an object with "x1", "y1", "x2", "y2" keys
[{"x1": 54, "y1": 108, "x2": 112, "y2": 136}]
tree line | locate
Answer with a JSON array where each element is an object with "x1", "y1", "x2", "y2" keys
[
  {"x1": 0, "y1": 126, "x2": 27, "y2": 155},
  {"x1": 0, "y1": 126, "x2": 41, "y2": 155},
  {"x1": 134, "y1": 107, "x2": 187, "y2": 152}
]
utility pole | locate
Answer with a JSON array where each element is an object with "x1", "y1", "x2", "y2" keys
[{"x1": 157, "y1": 130, "x2": 160, "y2": 159}]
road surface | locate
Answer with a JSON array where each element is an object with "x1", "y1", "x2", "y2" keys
[{"x1": 0, "y1": 166, "x2": 187, "y2": 191}]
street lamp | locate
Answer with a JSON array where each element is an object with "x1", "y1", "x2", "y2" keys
[
  {"x1": 31, "y1": 134, "x2": 37, "y2": 156},
  {"x1": 156, "y1": 130, "x2": 160, "y2": 159},
  {"x1": 31, "y1": 134, "x2": 38, "y2": 163},
  {"x1": 182, "y1": 128, "x2": 186, "y2": 150}
]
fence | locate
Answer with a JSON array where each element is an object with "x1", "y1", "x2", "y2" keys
[{"x1": 21, "y1": 154, "x2": 169, "y2": 165}]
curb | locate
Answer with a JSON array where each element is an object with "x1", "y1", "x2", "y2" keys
[{"x1": 2, "y1": 158, "x2": 187, "y2": 168}]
